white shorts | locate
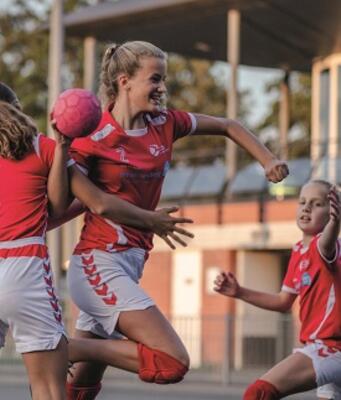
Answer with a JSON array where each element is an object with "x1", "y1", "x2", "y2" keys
[
  {"x1": 317, "y1": 384, "x2": 337, "y2": 399},
  {"x1": 68, "y1": 248, "x2": 155, "y2": 338},
  {"x1": 294, "y1": 342, "x2": 341, "y2": 399},
  {"x1": 0, "y1": 241, "x2": 66, "y2": 353}
]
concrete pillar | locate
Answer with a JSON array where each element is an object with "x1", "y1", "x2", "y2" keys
[
  {"x1": 311, "y1": 54, "x2": 341, "y2": 182},
  {"x1": 47, "y1": 0, "x2": 64, "y2": 287},
  {"x1": 83, "y1": 37, "x2": 97, "y2": 91},
  {"x1": 311, "y1": 61, "x2": 320, "y2": 176},
  {"x1": 226, "y1": 9, "x2": 240, "y2": 182},
  {"x1": 328, "y1": 63, "x2": 339, "y2": 183},
  {"x1": 279, "y1": 70, "x2": 290, "y2": 160}
]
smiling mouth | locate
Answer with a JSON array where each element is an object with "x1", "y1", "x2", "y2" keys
[
  {"x1": 150, "y1": 98, "x2": 161, "y2": 104},
  {"x1": 300, "y1": 217, "x2": 311, "y2": 222},
  {"x1": 150, "y1": 93, "x2": 165, "y2": 104}
]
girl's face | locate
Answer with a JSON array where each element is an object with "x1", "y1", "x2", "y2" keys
[
  {"x1": 123, "y1": 56, "x2": 167, "y2": 114},
  {"x1": 296, "y1": 182, "x2": 330, "y2": 237}
]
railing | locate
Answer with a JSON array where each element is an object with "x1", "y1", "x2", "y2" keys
[{"x1": 0, "y1": 314, "x2": 296, "y2": 385}]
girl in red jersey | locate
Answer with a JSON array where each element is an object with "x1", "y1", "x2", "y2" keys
[
  {"x1": 65, "y1": 41, "x2": 289, "y2": 399},
  {"x1": 214, "y1": 180, "x2": 341, "y2": 399},
  {"x1": 0, "y1": 100, "x2": 71, "y2": 400},
  {"x1": 0, "y1": 82, "x2": 193, "y2": 400}
]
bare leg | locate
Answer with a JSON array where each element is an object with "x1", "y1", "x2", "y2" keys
[
  {"x1": 22, "y1": 336, "x2": 68, "y2": 400},
  {"x1": 117, "y1": 306, "x2": 189, "y2": 365},
  {"x1": 67, "y1": 330, "x2": 108, "y2": 386},
  {"x1": 260, "y1": 351, "x2": 317, "y2": 396},
  {"x1": 68, "y1": 330, "x2": 138, "y2": 377},
  {"x1": 68, "y1": 305, "x2": 189, "y2": 385}
]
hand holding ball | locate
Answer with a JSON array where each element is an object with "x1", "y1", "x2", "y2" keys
[{"x1": 51, "y1": 89, "x2": 102, "y2": 138}]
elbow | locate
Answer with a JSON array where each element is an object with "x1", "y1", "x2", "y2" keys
[
  {"x1": 278, "y1": 304, "x2": 292, "y2": 313},
  {"x1": 48, "y1": 206, "x2": 66, "y2": 220},
  {"x1": 48, "y1": 200, "x2": 69, "y2": 219},
  {"x1": 89, "y1": 196, "x2": 109, "y2": 217},
  {"x1": 89, "y1": 203, "x2": 106, "y2": 217},
  {"x1": 223, "y1": 119, "x2": 240, "y2": 139}
]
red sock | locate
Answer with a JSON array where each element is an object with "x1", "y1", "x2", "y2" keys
[
  {"x1": 66, "y1": 382, "x2": 101, "y2": 400},
  {"x1": 243, "y1": 379, "x2": 281, "y2": 400}
]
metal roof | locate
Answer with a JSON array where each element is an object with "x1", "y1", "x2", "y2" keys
[
  {"x1": 228, "y1": 157, "x2": 311, "y2": 195},
  {"x1": 161, "y1": 164, "x2": 195, "y2": 199},
  {"x1": 63, "y1": 0, "x2": 341, "y2": 71},
  {"x1": 161, "y1": 161, "x2": 226, "y2": 200}
]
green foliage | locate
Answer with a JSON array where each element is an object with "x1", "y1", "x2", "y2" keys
[
  {"x1": 256, "y1": 72, "x2": 311, "y2": 159},
  {"x1": 167, "y1": 54, "x2": 253, "y2": 165},
  {"x1": 0, "y1": 0, "x2": 49, "y2": 130},
  {"x1": 0, "y1": 1, "x2": 253, "y2": 167},
  {"x1": 0, "y1": 0, "x2": 89, "y2": 132}
]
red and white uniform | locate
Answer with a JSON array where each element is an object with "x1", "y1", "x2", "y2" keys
[
  {"x1": 0, "y1": 134, "x2": 65, "y2": 353},
  {"x1": 70, "y1": 108, "x2": 196, "y2": 254},
  {"x1": 68, "y1": 109, "x2": 196, "y2": 338},
  {"x1": 282, "y1": 235, "x2": 341, "y2": 349},
  {"x1": 282, "y1": 235, "x2": 341, "y2": 393},
  {"x1": 0, "y1": 134, "x2": 55, "y2": 241}
]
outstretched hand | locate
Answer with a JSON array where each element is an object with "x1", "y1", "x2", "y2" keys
[
  {"x1": 328, "y1": 186, "x2": 341, "y2": 223},
  {"x1": 264, "y1": 159, "x2": 289, "y2": 183},
  {"x1": 213, "y1": 271, "x2": 240, "y2": 298},
  {"x1": 149, "y1": 206, "x2": 194, "y2": 250}
]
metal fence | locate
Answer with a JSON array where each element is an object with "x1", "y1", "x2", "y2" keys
[{"x1": 0, "y1": 314, "x2": 295, "y2": 385}]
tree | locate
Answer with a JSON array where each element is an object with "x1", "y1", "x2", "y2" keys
[
  {"x1": 256, "y1": 72, "x2": 311, "y2": 159},
  {"x1": 167, "y1": 54, "x2": 252, "y2": 166},
  {"x1": 0, "y1": 0, "x2": 90, "y2": 131},
  {"x1": 0, "y1": 1, "x2": 253, "y2": 167}
]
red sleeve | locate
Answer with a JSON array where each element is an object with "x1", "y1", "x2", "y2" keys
[
  {"x1": 282, "y1": 249, "x2": 298, "y2": 294},
  {"x1": 39, "y1": 134, "x2": 56, "y2": 170},
  {"x1": 69, "y1": 137, "x2": 95, "y2": 173},
  {"x1": 167, "y1": 109, "x2": 196, "y2": 141}
]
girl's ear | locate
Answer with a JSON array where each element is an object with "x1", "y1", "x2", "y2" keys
[{"x1": 116, "y1": 74, "x2": 130, "y2": 91}]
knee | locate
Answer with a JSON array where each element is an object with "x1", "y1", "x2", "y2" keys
[
  {"x1": 243, "y1": 379, "x2": 281, "y2": 400},
  {"x1": 137, "y1": 343, "x2": 189, "y2": 384},
  {"x1": 177, "y1": 347, "x2": 190, "y2": 369}
]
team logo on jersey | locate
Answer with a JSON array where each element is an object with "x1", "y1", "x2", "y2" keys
[
  {"x1": 299, "y1": 259, "x2": 310, "y2": 271},
  {"x1": 116, "y1": 146, "x2": 129, "y2": 162},
  {"x1": 149, "y1": 144, "x2": 168, "y2": 157},
  {"x1": 91, "y1": 123, "x2": 114, "y2": 142},
  {"x1": 301, "y1": 272, "x2": 312, "y2": 287}
]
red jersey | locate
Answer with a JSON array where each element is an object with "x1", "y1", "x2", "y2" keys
[
  {"x1": 282, "y1": 235, "x2": 341, "y2": 349},
  {"x1": 70, "y1": 108, "x2": 196, "y2": 254},
  {"x1": 0, "y1": 134, "x2": 55, "y2": 240}
]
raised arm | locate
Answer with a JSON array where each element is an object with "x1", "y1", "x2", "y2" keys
[
  {"x1": 69, "y1": 165, "x2": 194, "y2": 249},
  {"x1": 191, "y1": 114, "x2": 289, "y2": 183},
  {"x1": 214, "y1": 271, "x2": 296, "y2": 312},
  {"x1": 318, "y1": 186, "x2": 341, "y2": 264},
  {"x1": 47, "y1": 128, "x2": 72, "y2": 218}
]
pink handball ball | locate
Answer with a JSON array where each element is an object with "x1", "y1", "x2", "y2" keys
[{"x1": 51, "y1": 88, "x2": 102, "y2": 138}]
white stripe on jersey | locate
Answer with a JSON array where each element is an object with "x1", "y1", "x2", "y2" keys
[
  {"x1": 0, "y1": 236, "x2": 45, "y2": 249},
  {"x1": 32, "y1": 134, "x2": 41, "y2": 158},
  {"x1": 91, "y1": 123, "x2": 115, "y2": 142},
  {"x1": 281, "y1": 284, "x2": 298, "y2": 294},
  {"x1": 188, "y1": 113, "x2": 197, "y2": 135},
  {"x1": 104, "y1": 218, "x2": 128, "y2": 246}
]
